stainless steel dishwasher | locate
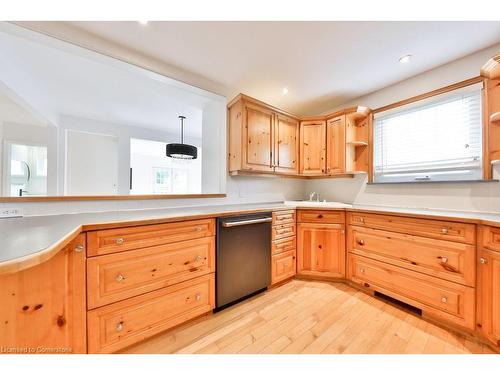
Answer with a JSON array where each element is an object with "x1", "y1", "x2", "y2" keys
[{"x1": 216, "y1": 212, "x2": 272, "y2": 310}]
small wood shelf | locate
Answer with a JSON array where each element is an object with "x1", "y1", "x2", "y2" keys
[
  {"x1": 490, "y1": 112, "x2": 500, "y2": 123},
  {"x1": 347, "y1": 141, "x2": 368, "y2": 147}
]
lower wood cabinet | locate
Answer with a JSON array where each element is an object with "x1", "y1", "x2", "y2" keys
[
  {"x1": 297, "y1": 223, "x2": 346, "y2": 278},
  {"x1": 0, "y1": 234, "x2": 87, "y2": 354},
  {"x1": 87, "y1": 237, "x2": 215, "y2": 309},
  {"x1": 477, "y1": 247, "x2": 500, "y2": 346},
  {"x1": 349, "y1": 254, "x2": 475, "y2": 330},
  {"x1": 271, "y1": 250, "x2": 296, "y2": 284},
  {"x1": 87, "y1": 273, "x2": 215, "y2": 353}
]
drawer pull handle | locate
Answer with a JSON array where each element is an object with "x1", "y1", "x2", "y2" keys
[
  {"x1": 195, "y1": 294, "x2": 201, "y2": 301},
  {"x1": 116, "y1": 322, "x2": 124, "y2": 332},
  {"x1": 116, "y1": 237, "x2": 125, "y2": 245},
  {"x1": 480, "y1": 257, "x2": 487, "y2": 264},
  {"x1": 359, "y1": 218, "x2": 365, "y2": 223},
  {"x1": 195, "y1": 255, "x2": 204, "y2": 262},
  {"x1": 195, "y1": 226, "x2": 203, "y2": 232},
  {"x1": 441, "y1": 228, "x2": 448, "y2": 234},
  {"x1": 441, "y1": 257, "x2": 448, "y2": 264},
  {"x1": 317, "y1": 214, "x2": 323, "y2": 219},
  {"x1": 115, "y1": 274, "x2": 125, "y2": 282},
  {"x1": 360, "y1": 268, "x2": 365, "y2": 274},
  {"x1": 441, "y1": 297, "x2": 448, "y2": 303},
  {"x1": 74, "y1": 244, "x2": 84, "y2": 253},
  {"x1": 357, "y1": 239, "x2": 365, "y2": 246}
]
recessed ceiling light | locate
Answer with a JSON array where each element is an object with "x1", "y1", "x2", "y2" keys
[
  {"x1": 282, "y1": 87, "x2": 289, "y2": 94},
  {"x1": 138, "y1": 20, "x2": 149, "y2": 25},
  {"x1": 399, "y1": 54, "x2": 412, "y2": 64}
]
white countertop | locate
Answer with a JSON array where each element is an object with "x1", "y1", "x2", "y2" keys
[{"x1": 2, "y1": 201, "x2": 500, "y2": 269}]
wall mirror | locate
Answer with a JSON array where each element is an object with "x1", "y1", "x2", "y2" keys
[{"x1": 0, "y1": 22, "x2": 227, "y2": 200}]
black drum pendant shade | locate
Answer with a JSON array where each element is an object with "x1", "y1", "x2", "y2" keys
[{"x1": 166, "y1": 116, "x2": 198, "y2": 159}]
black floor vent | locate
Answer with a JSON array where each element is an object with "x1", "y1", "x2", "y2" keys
[{"x1": 374, "y1": 291, "x2": 422, "y2": 316}]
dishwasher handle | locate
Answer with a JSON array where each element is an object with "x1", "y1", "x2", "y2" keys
[{"x1": 221, "y1": 217, "x2": 272, "y2": 228}]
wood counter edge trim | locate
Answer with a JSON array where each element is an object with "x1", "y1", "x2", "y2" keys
[
  {"x1": 0, "y1": 193, "x2": 226, "y2": 203},
  {"x1": 4, "y1": 205, "x2": 500, "y2": 275}
]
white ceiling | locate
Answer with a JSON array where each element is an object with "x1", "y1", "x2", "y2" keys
[
  {"x1": 68, "y1": 21, "x2": 500, "y2": 115},
  {"x1": 0, "y1": 24, "x2": 225, "y2": 138}
]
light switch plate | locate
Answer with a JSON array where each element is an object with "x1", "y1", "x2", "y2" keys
[{"x1": 0, "y1": 208, "x2": 24, "y2": 219}]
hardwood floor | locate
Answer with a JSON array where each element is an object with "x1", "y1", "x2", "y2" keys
[{"x1": 122, "y1": 279, "x2": 495, "y2": 354}]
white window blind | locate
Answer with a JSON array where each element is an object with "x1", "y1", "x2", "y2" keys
[{"x1": 373, "y1": 82, "x2": 483, "y2": 183}]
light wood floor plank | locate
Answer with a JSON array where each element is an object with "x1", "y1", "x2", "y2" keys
[{"x1": 123, "y1": 279, "x2": 494, "y2": 354}]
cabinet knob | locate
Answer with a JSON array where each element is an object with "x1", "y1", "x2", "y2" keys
[
  {"x1": 480, "y1": 257, "x2": 487, "y2": 264},
  {"x1": 357, "y1": 239, "x2": 365, "y2": 246},
  {"x1": 360, "y1": 268, "x2": 365, "y2": 274},
  {"x1": 195, "y1": 294, "x2": 202, "y2": 301},
  {"x1": 441, "y1": 257, "x2": 448, "y2": 264},
  {"x1": 116, "y1": 237, "x2": 125, "y2": 245},
  {"x1": 116, "y1": 322, "x2": 124, "y2": 332},
  {"x1": 317, "y1": 214, "x2": 323, "y2": 219},
  {"x1": 115, "y1": 273, "x2": 125, "y2": 282},
  {"x1": 74, "y1": 244, "x2": 84, "y2": 253},
  {"x1": 441, "y1": 228, "x2": 448, "y2": 234},
  {"x1": 441, "y1": 297, "x2": 448, "y2": 303},
  {"x1": 195, "y1": 255, "x2": 204, "y2": 262},
  {"x1": 195, "y1": 226, "x2": 203, "y2": 232}
]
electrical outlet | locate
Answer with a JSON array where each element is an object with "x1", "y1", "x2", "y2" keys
[{"x1": 0, "y1": 208, "x2": 24, "y2": 219}]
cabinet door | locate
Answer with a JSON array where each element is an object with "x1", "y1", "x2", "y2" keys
[
  {"x1": 478, "y1": 248, "x2": 500, "y2": 346},
  {"x1": 0, "y1": 234, "x2": 87, "y2": 353},
  {"x1": 274, "y1": 114, "x2": 299, "y2": 173},
  {"x1": 297, "y1": 223, "x2": 345, "y2": 278},
  {"x1": 242, "y1": 102, "x2": 274, "y2": 172},
  {"x1": 271, "y1": 250, "x2": 297, "y2": 285},
  {"x1": 300, "y1": 121, "x2": 326, "y2": 174},
  {"x1": 326, "y1": 115, "x2": 345, "y2": 174}
]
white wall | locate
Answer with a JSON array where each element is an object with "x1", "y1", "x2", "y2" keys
[{"x1": 307, "y1": 42, "x2": 500, "y2": 213}]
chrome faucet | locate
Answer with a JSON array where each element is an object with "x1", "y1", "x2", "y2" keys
[{"x1": 309, "y1": 192, "x2": 320, "y2": 202}]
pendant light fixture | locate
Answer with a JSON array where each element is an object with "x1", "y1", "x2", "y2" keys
[{"x1": 166, "y1": 115, "x2": 198, "y2": 159}]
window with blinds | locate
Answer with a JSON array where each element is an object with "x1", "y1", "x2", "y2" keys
[{"x1": 373, "y1": 82, "x2": 483, "y2": 183}]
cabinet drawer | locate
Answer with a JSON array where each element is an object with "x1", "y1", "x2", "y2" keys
[
  {"x1": 348, "y1": 226, "x2": 475, "y2": 286},
  {"x1": 348, "y1": 255, "x2": 475, "y2": 329},
  {"x1": 347, "y1": 212, "x2": 475, "y2": 244},
  {"x1": 297, "y1": 209, "x2": 345, "y2": 224},
  {"x1": 480, "y1": 225, "x2": 500, "y2": 252},
  {"x1": 272, "y1": 210, "x2": 296, "y2": 226},
  {"x1": 272, "y1": 250, "x2": 296, "y2": 285},
  {"x1": 87, "y1": 274, "x2": 215, "y2": 353},
  {"x1": 87, "y1": 218, "x2": 215, "y2": 256},
  {"x1": 272, "y1": 236, "x2": 296, "y2": 255},
  {"x1": 272, "y1": 223, "x2": 296, "y2": 240},
  {"x1": 87, "y1": 237, "x2": 215, "y2": 309}
]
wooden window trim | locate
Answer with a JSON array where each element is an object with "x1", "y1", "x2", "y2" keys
[{"x1": 370, "y1": 76, "x2": 489, "y2": 182}]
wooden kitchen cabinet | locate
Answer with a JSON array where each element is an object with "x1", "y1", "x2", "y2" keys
[
  {"x1": 228, "y1": 94, "x2": 300, "y2": 175},
  {"x1": 300, "y1": 120, "x2": 326, "y2": 175},
  {"x1": 477, "y1": 246, "x2": 500, "y2": 346},
  {"x1": 326, "y1": 115, "x2": 346, "y2": 174},
  {"x1": 274, "y1": 113, "x2": 300, "y2": 173},
  {"x1": 0, "y1": 234, "x2": 87, "y2": 353},
  {"x1": 297, "y1": 223, "x2": 346, "y2": 278}
]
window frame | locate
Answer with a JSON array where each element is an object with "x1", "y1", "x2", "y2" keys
[{"x1": 370, "y1": 76, "x2": 488, "y2": 184}]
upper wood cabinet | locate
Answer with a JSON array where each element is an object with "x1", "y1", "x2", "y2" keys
[
  {"x1": 300, "y1": 120, "x2": 326, "y2": 174},
  {"x1": 326, "y1": 115, "x2": 346, "y2": 174},
  {"x1": 228, "y1": 94, "x2": 371, "y2": 178},
  {"x1": 228, "y1": 95, "x2": 300, "y2": 175},
  {"x1": 481, "y1": 55, "x2": 500, "y2": 179},
  {"x1": 274, "y1": 114, "x2": 300, "y2": 173}
]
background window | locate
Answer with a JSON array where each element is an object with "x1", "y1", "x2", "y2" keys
[{"x1": 373, "y1": 82, "x2": 483, "y2": 183}]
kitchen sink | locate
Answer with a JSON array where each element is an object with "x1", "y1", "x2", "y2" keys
[{"x1": 284, "y1": 200, "x2": 352, "y2": 208}]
